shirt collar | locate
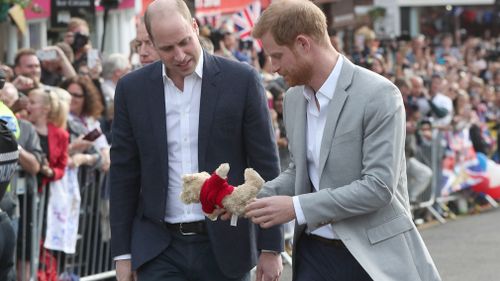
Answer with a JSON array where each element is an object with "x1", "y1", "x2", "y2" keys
[
  {"x1": 162, "y1": 51, "x2": 204, "y2": 83},
  {"x1": 302, "y1": 55, "x2": 344, "y2": 103}
]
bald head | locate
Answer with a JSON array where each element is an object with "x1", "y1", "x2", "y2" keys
[
  {"x1": 142, "y1": 0, "x2": 202, "y2": 82},
  {"x1": 145, "y1": 0, "x2": 192, "y2": 43},
  {"x1": 0, "y1": 82, "x2": 19, "y2": 108}
]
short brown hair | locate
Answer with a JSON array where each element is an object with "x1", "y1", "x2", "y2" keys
[
  {"x1": 252, "y1": 0, "x2": 328, "y2": 46},
  {"x1": 14, "y1": 48, "x2": 36, "y2": 67},
  {"x1": 60, "y1": 76, "x2": 104, "y2": 119}
]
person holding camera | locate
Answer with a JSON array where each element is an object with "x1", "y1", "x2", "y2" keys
[
  {"x1": 64, "y1": 17, "x2": 92, "y2": 69},
  {"x1": 39, "y1": 44, "x2": 77, "y2": 87}
]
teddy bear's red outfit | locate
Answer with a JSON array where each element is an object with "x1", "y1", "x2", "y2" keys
[{"x1": 199, "y1": 173, "x2": 234, "y2": 214}]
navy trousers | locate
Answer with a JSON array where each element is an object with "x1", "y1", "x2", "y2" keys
[
  {"x1": 137, "y1": 228, "x2": 250, "y2": 281},
  {"x1": 295, "y1": 233, "x2": 373, "y2": 281}
]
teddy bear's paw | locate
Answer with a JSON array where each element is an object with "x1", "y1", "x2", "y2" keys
[
  {"x1": 215, "y1": 163, "x2": 230, "y2": 178},
  {"x1": 179, "y1": 191, "x2": 198, "y2": 204}
]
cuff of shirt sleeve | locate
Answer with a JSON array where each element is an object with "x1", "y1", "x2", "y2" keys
[
  {"x1": 292, "y1": 196, "x2": 306, "y2": 225},
  {"x1": 260, "y1": 249, "x2": 280, "y2": 255},
  {"x1": 114, "y1": 254, "x2": 131, "y2": 261}
]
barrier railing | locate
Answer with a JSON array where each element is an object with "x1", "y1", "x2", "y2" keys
[
  {"x1": 411, "y1": 127, "x2": 498, "y2": 224},
  {"x1": 410, "y1": 128, "x2": 447, "y2": 223},
  {"x1": 14, "y1": 166, "x2": 114, "y2": 281}
]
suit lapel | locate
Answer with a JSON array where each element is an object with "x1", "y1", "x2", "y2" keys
[
  {"x1": 318, "y1": 57, "x2": 355, "y2": 181},
  {"x1": 198, "y1": 52, "x2": 221, "y2": 171},
  {"x1": 291, "y1": 87, "x2": 310, "y2": 195},
  {"x1": 146, "y1": 62, "x2": 169, "y2": 186}
]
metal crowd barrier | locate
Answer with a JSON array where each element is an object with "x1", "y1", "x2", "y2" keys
[
  {"x1": 14, "y1": 166, "x2": 115, "y2": 281},
  {"x1": 411, "y1": 127, "x2": 498, "y2": 224},
  {"x1": 410, "y1": 128, "x2": 447, "y2": 223}
]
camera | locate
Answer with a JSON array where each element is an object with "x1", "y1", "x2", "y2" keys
[
  {"x1": 36, "y1": 49, "x2": 58, "y2": 61},
  {"x1": 72, "y1": 32, "x2": 89, "y2": 52}
]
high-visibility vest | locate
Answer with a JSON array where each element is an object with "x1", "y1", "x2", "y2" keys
[{"x1": 0, "y1": 101, "x2": 19, "y2": 139}]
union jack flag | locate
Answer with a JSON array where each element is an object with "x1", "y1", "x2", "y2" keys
[
  {"x1": 196, "y1": 13, "x2": 221, "y2": 28},
  {"x1": 233, "y1": 1, "x2": 262, "y2": 52}
]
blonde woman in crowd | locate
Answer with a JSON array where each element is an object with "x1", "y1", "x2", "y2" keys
[{"x1": 26, "y1": 88, "x2": 69, "y2": 187}]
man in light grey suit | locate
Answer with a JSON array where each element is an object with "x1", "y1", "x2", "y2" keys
[
  {"x1": 110, "y1": 1, "x2": 283, "y2": 281},
  {"x1": 245, "y1": 1, "x2": 442, "y2": 280}
]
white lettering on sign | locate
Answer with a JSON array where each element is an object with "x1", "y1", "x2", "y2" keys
[
  {"x1": 195, "y1": 0, "x2": 221, "y2": 9},
  {"x1": 55, "y1": 0, "x2": 92, "y2": 7}
]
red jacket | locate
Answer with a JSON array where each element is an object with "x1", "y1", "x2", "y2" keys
[{"x1": 42, "y1": 123, "x2": 69, "y2": 186}]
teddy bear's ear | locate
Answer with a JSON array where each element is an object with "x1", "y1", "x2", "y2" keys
[
  {"x1": 216, "y1": 163, "x2": 230, "y2": 178},
  {"x1": 244, "y1": 168, "x2": 265, "y2": 185}
]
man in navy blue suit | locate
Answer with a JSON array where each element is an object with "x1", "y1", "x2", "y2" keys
[{"x1": 109, "y1": 0, "x2": 283, "y2": 280}]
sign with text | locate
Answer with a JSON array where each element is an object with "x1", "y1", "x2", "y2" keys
[{"x1": 51, "y1": 0, "x2": 95, "y2": 27}]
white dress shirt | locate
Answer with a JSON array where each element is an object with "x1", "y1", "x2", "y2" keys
[
  {"x1": 292, "y1": 56, "x2": 344, "y2": 239},
  {"x1": 114, "y1": 56, "x2": 206, "y2": 261},
  {"x1": 162, "y1": 54, "x2": 205, "y2": 223}
]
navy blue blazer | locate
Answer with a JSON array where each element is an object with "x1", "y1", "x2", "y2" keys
[{"x1": 109, "y1": 52, "x2": 282, "y2": 277}]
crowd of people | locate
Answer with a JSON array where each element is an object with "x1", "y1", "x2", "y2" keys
[
  {"x1": 349, "y1": 27, "x2": 500, "y2": 212},
  {"x1": 0, "y1": 0, "x2": 498, "y2": 280},
  {"x1": 197, "y1": 13, "x2": 500, "y2": 218}
]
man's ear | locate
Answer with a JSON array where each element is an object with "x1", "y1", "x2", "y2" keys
[
  {"x1": 192, "y1": 18, "x2": 199, "y2": 35},
  {"x1": 295, "y1": 35, "x2": 311, "y2": 53}
]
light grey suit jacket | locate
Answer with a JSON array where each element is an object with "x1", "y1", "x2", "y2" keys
[{"x1": 259, "y1": 57, "x2": 441, "y2": 281}]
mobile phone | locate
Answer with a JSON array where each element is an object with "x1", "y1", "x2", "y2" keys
[
  {"x1": 87, "y1": 49, "x2": 99, "y2": 69},
  {"x1": 82, "y1": 128, "x2": 102, "y2": 141},
  {"x1": 36, "y1": 49, "x2": 57, "y2": 61}
]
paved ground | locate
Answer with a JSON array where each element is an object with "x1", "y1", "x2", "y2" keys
[
  {"x1": 421, "y1": 206, "x2": 500, "y2": 281},
  {"x1": 275, "y1": 206, "x2": 500, "y2": 281}
]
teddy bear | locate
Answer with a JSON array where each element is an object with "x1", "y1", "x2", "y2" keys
[{"x1": 180, "y1": 163, "x2": 265, "y2": 221}]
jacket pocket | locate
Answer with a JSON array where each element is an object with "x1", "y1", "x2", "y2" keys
[
  {"x1": 367, "y1": 214, "x2": 414, "y2": 245},
  {"x1": 332, "y1": 129, "x2": 362, "y2": 146}
]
